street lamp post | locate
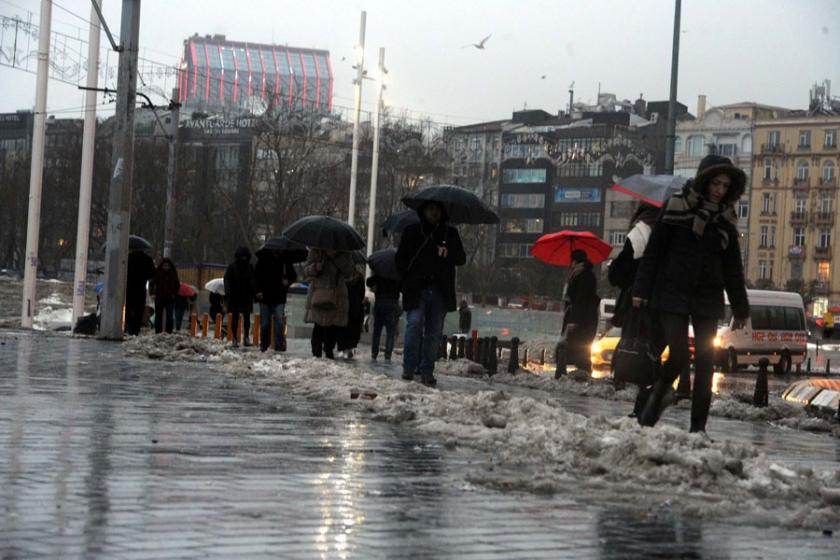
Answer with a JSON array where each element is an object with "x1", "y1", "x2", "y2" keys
[
  {"x1": 365, "y1": 48, "x2": 387, "y2": 273},
  {"x1": 347, "y1": 10, "x2": 367, "y2": 228}
]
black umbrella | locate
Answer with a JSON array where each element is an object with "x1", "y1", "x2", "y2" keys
[
  {"x1": 351, "y1": 250, "x2": 367, "y2": 265},
  {"x1": 367, "y1": 248, "x2": 400, "y2": 281},
  {"x1": 256, "y1": 236, "x2": 309, "y2": 263},
  {"x1": 282, "y1": 215, "x2": 365, "y2": 251},
  {"x1": 381, "y1": 209, "x2": 420, "y2": 237},
  {"x1": 99, "y1": 234, "x2": 152, "y2": 254},
  {"x1": 402, "y1": 184, "x2": 499, "y2": 225}
]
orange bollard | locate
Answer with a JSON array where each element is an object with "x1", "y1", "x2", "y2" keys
[
  {"x1": 270, "y1": 320, "x2": 276, "y2": 350},
  {"x1": 280, "y1": 316, "x2": 288, "y2": 351},
  {"x1": 201, "y1": 313, "x2": 209, "y2": 337},
  {"x1": 253, "y1": 314, "x2": 261, "y2": 346},
  {"x1": 214, "y1": 314, "x2": 222, "y2": 339},
  {"x1": 189, "y1": 313, "x2": 198, "y2": 336},
  {"x1": 226, "y1": 313, "x2": 234, "y2": 342},
  {"x1": 237, "y1": 315, "x2": 244, "y2": 345}
]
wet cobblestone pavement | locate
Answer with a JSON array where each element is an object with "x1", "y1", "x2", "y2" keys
[{"x1": 2, "y1": 331, "x2": 840, "y2": 559}]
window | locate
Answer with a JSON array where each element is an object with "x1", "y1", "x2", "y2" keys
[
  {"x1": 796, "y1": 160, "x2": 810, "y2": 181},
  {"x1": 609, "y1": 231, "x2": 626, "y2": 246},
  {"x1": 783, "y1": 307, "x2": 806, "y2": 331},
  {"x1": 794, "y1": 194, "x2": 807, "y2": 213},
  {"x1": 763, "y1": 158, "x2": 773, "y2": 180},
  {"x1": 820, "y1": 192, "x2": 834, "y2": 213},
  {"x1": 799, "y1": 130, "x2": 811, "y2": 148},
  {"x1": 826, "y1": 129, "x2": 837, "y2": 148},
  {"x1": 751, "y1": 306, "x2": 771, "y2": 329},
  {"x1": 738, "y1": 200, "x2": 749, "y2": 219},
  {"x1": 793, "y1": 227, "x2": 806, "y2": 247},
  {"x1": 502, "y1": 168, "x2": 547, "y2": 183},
  {"x1": 498, "y1": 243, "x2": 531, "y2": 258},
  {"x1": 767, "y1": 131, "x2": 780, "y2": 146},
  {"x1": 502, "y1": 218, "x2": 544, "y2": 234},
  {"x1": 609, "y1": 201, "x2": 636, "y2": 218},
  {"x1": 557, "y1": 160, "x2": 603, "y2": 177},
  {"x1": 686, "y1": 135, "x2": 705, "y2": 157},
  {"x1": 759, "y1": 225, "x2": 769, "y2": 247},
  {"x1": 818, "y1": 261, "x2": 831, "y2": 282},
  {"x1": 674, "y1": 137, "x2": 684, "y2": 154},
  {"x1": 823, "y1": 161, "x2": 836, "y2": 182},
  {"x1": 769, "y1": 306, "x2": 788, "y2": 330},
  {"x1": 500, "y1": 193, "x2": 544, "y2": 208},
  {"x1": 770, "y1": 225, "x2": 776, "y2": 247},
  {"x1": 556, "y1": 212, "x2": 601, "y2": 227},
  {"x1": 716, "y1": 143, "x2": 737, "y2": 157},
  {"x1": 819, "y1": 227, "x2": 832, "y2": 248},
  {"x1": 742, "y1": 135, "x2": 752, "y2": 154},
  {"x1": 761, "y1": 192, "x2": 775, "y2": 214}
]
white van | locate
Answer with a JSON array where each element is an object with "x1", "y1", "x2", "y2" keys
[
  {"x1": 598, "y1": 298, "x2": 616, "y2": 333},
  {"x1": 715, "y1": 290, "x2": 807, "y2": 374}
]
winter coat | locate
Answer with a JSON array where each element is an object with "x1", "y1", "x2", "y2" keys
[
  {"x1": 126, "y1": 250, "x2": 155, "y2": 306},
  {"x1": 150, "y1": 258, "x2": 180, "y2": 305},
  {"x1": 224, "y1": 247, "x2": 255, "y2": 313},
  {"x1": 632, "y1": 197, "x2": 749, "y2": 320},
  {"x1": 395, "y1": 219, "x2": 466, "y2": 312},
  {"x1": 346, "y1": 274, "x2": 366, "y2": 322},
  {"x1": 562, "y1": 260, "x2": 600, "y2": 333},
  {"x1": 254, "y1": 252, "x2": 298, "y2": 307},
  {"x1": 365, "y1": 275, "x2": 401, "y2": 301},
  {"x1": 303, "y1": 249, "x2": 355, "y2": 327},
  {"x1": 208, "y1": 292, "x2": 224, "y2": 320}
]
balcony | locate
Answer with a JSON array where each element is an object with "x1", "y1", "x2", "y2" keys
[
  {"x1": 760, "y1": 143, "x2": 785, "y2": 154},
  {"x1": 790, "y1": 211, "x2": 807, "y2": 224},
  {"x1": 797, "y1": 143, "x2": 812, "y2": 151},
  {"x1": 788, "y1": 245, "x2": 806, "y2": 259},
  {"x1": 814, "y1": 246, "x2": 832, "y2": 260},
  {"x1": 826, "y1": 142, "x2": 838, "y2": 149},
  {"x1": 816, "y1": 212, "x2": 835, "y2": 225},
  {"x1": 819, "y1": 176, "x2": 837, "y2": 187},
  {"x1": 794, "y1": 177, "x2": 811, "y2": 187}
]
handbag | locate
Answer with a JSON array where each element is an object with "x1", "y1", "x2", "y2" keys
[
  {"x1": 612, "y1": 309, "x2": 659, "y2": 387},
  {"x1": 311, "y1": 259, "x2": 339, "y2": 311}
]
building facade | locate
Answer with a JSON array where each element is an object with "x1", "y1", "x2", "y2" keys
[{"x1": 747, "y1": 114, "x2": 840, "y2": 312}]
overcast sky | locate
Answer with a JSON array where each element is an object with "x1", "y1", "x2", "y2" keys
[{"x1": 1, "y1": 0, "x2": 838, "y2": 124}]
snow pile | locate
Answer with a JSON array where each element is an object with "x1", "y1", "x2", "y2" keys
[
  {"x1": 434, "y1": 359, "x2": 486, "y2": 377},
  {"x1": 38, "y1": 292, "x2": 68, "y2": 306},
  {"x1": 32, "y1": 306, "x2": 73, "y2": 331},
  {"x1": 124, "y1": 333, "x2": 240, "y2": 363},
  {"x1": 712, "y1": 396, "x2": 840, "y2": 436}
]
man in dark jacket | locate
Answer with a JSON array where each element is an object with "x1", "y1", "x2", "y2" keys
[
  {"x1": 254, "y1": 249, "x2": 297, "y2": 352},
  {"x1": 632, "y1": 154, "x2": 749, "y2": 437},
  {"x1": 150, "y1": 258, "x2": 180, "y2": 334},
  {"x1": 458, "y1": 299, "x2": 472, "y2": 333},
  {"x1": 224, "y1": 247, "x2": 255, "y2": 347},
  {"x1": 562, "y1": 249, "x2": 600, "y2": 373},
  {"x1": 125, "y1": 249, "x2": 155, "y2": 336},
  {"x1": 396, "y1": 201, "x2": 466, "y2": 386},
  {"x1": 367, "y1": 274, "x2": 402, "y2": 361}
]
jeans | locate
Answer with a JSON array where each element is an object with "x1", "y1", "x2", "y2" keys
[
  {"x1": 154, "y1": 301, "x2": 174, "y2": 334},
  {"x1": 259, "y1": 303, "x2": 285, "y2": 351},
  {"x1": 403, "y1": 287, "x2": 447, "y2": 375},
  {"x1": 371, "y1": 299, "x2": 399, "y2": 359},
  {"x1": 641, "y1": 312, "x2": 718, "y2": 432}
]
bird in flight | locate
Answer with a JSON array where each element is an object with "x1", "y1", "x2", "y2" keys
[
  {"x1": 541, "y1": 75, "x2": 547, "y2": 80},
  {"x1": 463, "y1": 34, "x2": 492, "y2": 50}
]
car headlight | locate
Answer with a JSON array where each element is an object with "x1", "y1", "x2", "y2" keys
[
  {"x1": 713, "y1": 336, "x2": 721, "y2": 348},
  {"x1": 591, "y1": 341, "x2": 602, "y2": 354}
]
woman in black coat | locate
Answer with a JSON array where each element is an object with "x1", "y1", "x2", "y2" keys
[
  {"x1": 562, "y1": 249, "x2": 600, "y2": 373},
  {"x1": 224, "y1": 246, "x2": 255, "y2": 347},
  {"x1": 632, "y1": 155, "x2": 749, "y2": 436}
]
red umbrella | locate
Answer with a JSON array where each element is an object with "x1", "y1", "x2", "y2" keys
[
  {"x1": 530, "y1": 231, "x2": 612, "y2": 266},
  {"x1": 178, "y1": 283, "x2": 197, "y2": 297}
]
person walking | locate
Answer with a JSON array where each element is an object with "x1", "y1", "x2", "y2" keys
[
  {"x1": 304, "y1": 249, "x2": 354, "y2": 359},
  {"x1": 608, "y1": 203, "x2": 661, "y2": 416},
  {"x1": 633, "y1": 155, "x2": 749, "y2": 437},
  {"x1": 224, "y1": 247, "x2": 255, "y2": 347},
  {"x1": 254, "y1": 249, "x2": 297, "y2": 352},
  {"x1": 458, "y1": 299, "x2": 472, "y2": 333},
  {"x1": 367, "y1": 273, "x2": 402, "y2": 361},
  {"x1": 125, "y1": 249, "x2": 155, "y2": 336},
  {"x1": 151, "y1": 258, "x2": 180, "y2": 334},
  {"x1": 337, "y1": 269, "x2": 366, "y2": 358},
  {"x1": 396, "y1": 201, "x2": 466, "y2": 386},
  {"x1": 561, "y1": 249, "x2": 601, "y2": 374}
]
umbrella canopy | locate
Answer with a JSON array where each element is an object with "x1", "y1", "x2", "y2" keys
[
  {"x1": 99, "y1": 234, "x2": 152, "y2": 254},
  {"x1": 282, "y1": 215, "x2": 365, "y2": 251},
  {"x1": 402, "y1": 184, "x2": 499, "y2": 225},
  {"x1": 530, "y1": 231, "x2": 612, "y2": 267},
  {"x1": 381, "y1": 209, "x2": 420, "y2": 237},
  {"x1": 351, "y1": 250, "x2": 367, "y2": 265},
  {"x1": 204, "y1": 278, "x2": 225, "y2": 295},
  {"x1": 178, "y1": 283, "x2": 197, "y2": 297},
  {"x1": 256, "y1": 236, "x2": 309, "y2": 263},
  {"x1": 367, "y1": 248, "x2": 400, "y2": 281},
  {"x1": 610, "y1": 174, "x2": 687, "y2": 208}
]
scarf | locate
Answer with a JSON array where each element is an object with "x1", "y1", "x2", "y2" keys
[{"x1": 661, "y1": 185, "x2": 738, "y2": 249}]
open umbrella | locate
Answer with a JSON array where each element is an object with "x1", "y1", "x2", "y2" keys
[
  {"x1": 204, "y1": 278, "x2": 225, "y2": 295},
  {"x1": 610, "y1": 174, "x2": 687, "y2": 208},
  {"x1": 178, "y1": 283, "x2": 197, "y2": 298},
  {"x1": 351, "y1": 250, "x2": 367, "y2": 265},
  {"x1": 99, "y1": 234, "x2": 152, "y2": 254},
  {"x1": 381, "y1": 209, "x2": 420, "y2": 237},
  {"x1": 282, "y1": 215, "x2": 365, "y2": 251},
  {"x1": 367, "y1": 248, "x2": 400, "y2": 281},
  {"x1": 530, "y1": 231, "x2": 612, "y2": 266},
  {"x1": 402, "y1": 184, "x2": 499, "y2": 225},
  {"x1": 256, "y1": 236, "x2": 309, "y2": 263}
]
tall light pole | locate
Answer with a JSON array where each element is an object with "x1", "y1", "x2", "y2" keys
[
  {"x1": 71, "y1": 0, "x2": 103, "y2": 327},
  {"x1": 162, "y1": 87, "x2": 180, "y2": 259},
  {"x1": 365, "y1": 47, "x2": 386, "y2": 268},
  {"x1": 99, "y1": 0, "x2": 142, "y2": 340},
  {"x1": 664, "y1": 0, "x2": 682, "y2": 175},
  {"x1": 347, "y1": 10, "x2": 366, "y2": 228},
  {"x1": 20, "y1": 0, "x2": 52, "y2": 328}
]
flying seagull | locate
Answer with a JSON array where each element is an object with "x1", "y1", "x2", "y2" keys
[
  {"x1": 463, "y1": 34, "x2": 492, "y2": 50},
  {"x1": 541, "y1": 75, "x2": 547, "y2": 80}
]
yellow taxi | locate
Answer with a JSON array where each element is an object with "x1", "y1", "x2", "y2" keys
[{"x1": 590, "y1": 326, "x2": 674, "y2": 372}]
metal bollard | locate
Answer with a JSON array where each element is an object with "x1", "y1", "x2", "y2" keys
[
  {"x1": 488, "y1": 337, "x2": 498, "y2": 374},
  {"x1": 189, "y1": 313, "x2": 198, "y2": 336},
  {"x1": 201, "y1": 313, "x2": 209, "y2": 337},
  {"x1": 477, "y1": 337, "x2": 487, "y2": 367},
  {"x1": 280, "y1": 316, "x2": 288, "y2": 351},
  {"x1": 522, "y1": 347, "x2": 529, "y2": 367},
  {"x1": 540, "y1": 348, "x2": 546, "y2": 366},
  {"x1": 438, "y1": 335, "x2": 448, "y2": 360},
  {"x1": 508, "y1": 337, "x2": 520, "y2": 374},
  {"x1": 226, "y1": 313, "x2": 234, "y2": 342},
  {"x1": 214, "y1": 313, "x2": 223, "y2": 339},
  {"x1": 449, "y1": 336, "x2": 459, "y2": 360},
  {"x1": 471, "y1": 330, "x2": 478, "y2": 361},
  {"x1": 457, "y1": 337, "x2": 466, "y2": 358},
  {"x1": 465, "y1": 333, "x2": 474, "y2": 361},
  {"x1": 555, "y1": 340, "x2": 567, "y2": 379},
  {"x1": 807, "y1": 357, "x2": 811, "y2": 374},
  {"x1": 753, "y1": 358, "x2": 769, "y2": 407},
  {"x1": 827, "y1": 359, "x2": 832, "y2": 375}
]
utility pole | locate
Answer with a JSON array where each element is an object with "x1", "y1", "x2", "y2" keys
[
  {"x1": 20, "y1": 0, "x2": 52, "y2": 328},
  {"x1": 365, "y1": 48, "x2": 386, "y2": 271},
  {"x1": 99, "y1": 0, "x2": 142, "y2": 340},
  {"x1": 664, "y1": 0, "x2": 682, "y2": 175},
  {"x1": 71, "y1": 0, "x2": 103, "y2": 327},
  {"x1": 347, "y1": 10, "x2": 366, "y2": 228},
  {"x1": 162, "y1": 87, "x2": 180, "y2": 259}
]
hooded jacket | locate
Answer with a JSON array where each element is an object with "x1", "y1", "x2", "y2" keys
[
  {"x1": 254, "y1": 250, "x2": 298, "y2": 307},
  {"x1": 126, "y1": 250, "x2": 155, "y2": 306},
  {"x1": 151, "y1": 258, "x2": 180, "y2": 304},
  {"x1": 395, "y1": 207, "x2": 466, "y2": 312},
  {"x1": 562, "y1": 258, "x2": 600, "y2": 332},
  {"x1": 224, "y1": 247, "x2": 255, "y2": 313}
]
